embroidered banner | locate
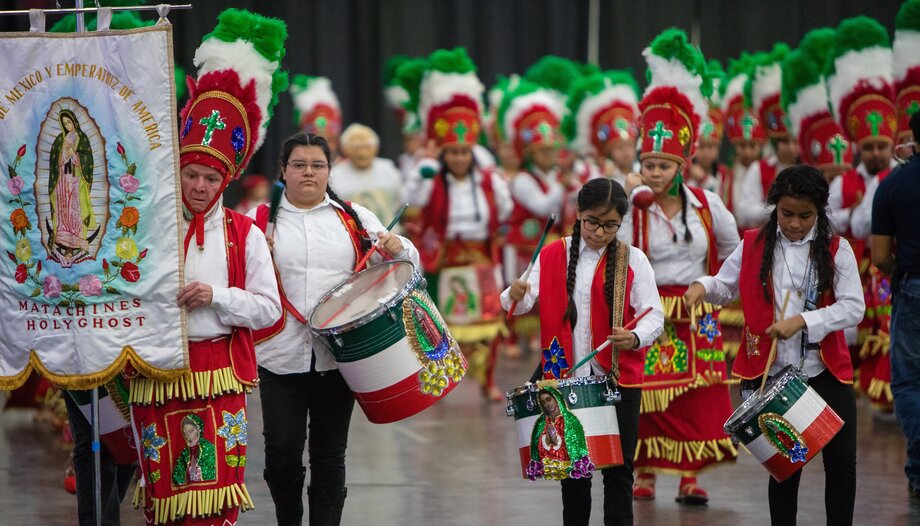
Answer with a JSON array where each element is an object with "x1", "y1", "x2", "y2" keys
[{"x1": 0, "y1": 25, "x2": 186, "y2": 389}]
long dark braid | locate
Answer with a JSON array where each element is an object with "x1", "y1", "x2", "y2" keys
[
  {"x1": 678, "y1": 182, "x2": 693, "y2": 243},
  {"x1": 279, "y1": 131, "x2": 373, "y2": 252},
  {"x1": 564, "y1": 178, "x2": 630, "y2": 327},
  {"x1": 757, "y1": 165, "x2": 834, "y2": 302}
]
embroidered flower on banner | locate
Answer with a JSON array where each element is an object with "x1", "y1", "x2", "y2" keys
[
  {"x1": 217, "y1": 409, "x2": 248, "y2": 451},
  {"x1": 142, "y1": 423, "x2": 167, "y2": 462},
  {"x1": 543, "y1": 338, "x2": 569, "y2": 379}
]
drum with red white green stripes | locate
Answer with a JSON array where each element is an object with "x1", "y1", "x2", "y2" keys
[
  {"x1": 310, "y1": 260, "x2": 466, "y2": 424},
  {"x1": 724, "y1": 365, "x2": 844, "y2": 482},
  {"x1": 506, "y1": 376, "x2": 622, "y2": 481}
]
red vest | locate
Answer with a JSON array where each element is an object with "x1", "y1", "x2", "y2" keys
[
  {"x1": 418, "y1": 169, "x2": 499, "y2": 273},
  {"x1": 220, "y1": 208, "x2": 259, "y2": 385},
  {"x1": 252, "y1": 201, "x2": 368, "y2": 343},
  {"x1": 718, "y1": 163, "x2": 733, "y2": 212},
  {"x1": 631, "y1": 185, "x2": 721, "y2": 276},
  {"x1": 734, "y1": 229, "x2": 853, "y2": 383},
  {"x1": 537, "y1": 239, "x2": 644, "y2": 387},
  {"x1": 840, "y1": 167, "x2": 892, "y2": 262},
  {"x1": 759, "y1": 158, "x2": 777, "y2": 199}
]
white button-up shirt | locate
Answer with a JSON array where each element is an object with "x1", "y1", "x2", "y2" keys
[
  {"x1": 248, "y1": 193, "x2": 420, "y2": 373},
  {"x1": 619, "y1": 188, "x2": 739, "y2": 286},
  {"x1": 408, "y1": 162, "x2": 513, "y2": 241},
  {"x1": 509, "y1": 166, "x2": 565, "y2": 218},
  {"x1": 500, "y1": 239, "x2": 664, "y2": 378},
  {"x1": 696, "y1": 226, "x2": 865, "y2": 377},
  {"x1": 183, "y1": 206, "x2": 281, "y2": 341}
]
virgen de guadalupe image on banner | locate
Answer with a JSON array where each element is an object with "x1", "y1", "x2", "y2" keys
[{"x1": 0, "y1": 23, "x2": 186, "y2": 389}]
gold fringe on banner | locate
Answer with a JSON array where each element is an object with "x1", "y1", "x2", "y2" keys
[
  {"x1": 449, "y1": 321, "x2": 507, "y2": 345},
  {"x1": 128, "y1": 366, "x2": 246, "y2": 406},
  {"x1": 133, "y1": 481, "x2": 254, "y2": 525},
  {"x1": 634, "y1": 436, "x2": 738, "y2": 466}
]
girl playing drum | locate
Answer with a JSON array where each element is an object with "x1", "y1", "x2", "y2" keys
[
  {"x1": 502, "y1": 178, "x2": 664, "y2": 526},
  {"x1": 249, "y1": 132, "x2": 419, "y2": 525},
  {"x1": 684, "y1": 165, "x2": 864, "y2": 525}
]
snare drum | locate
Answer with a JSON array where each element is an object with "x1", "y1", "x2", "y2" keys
[
  {"x1": 506, "y1": 376, "x2": 622, "y2": 481},
  {"x1": 724, "y1": 365, "x2": 843, "y2": 482},
  {"x1": 311, "y1": 260, "x2": 467, "y2": 424}
]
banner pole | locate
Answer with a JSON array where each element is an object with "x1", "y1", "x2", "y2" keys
[
  {"x1": 0, "y1": 4, "x2": 192, "y2": 17},
  {"x1": 91, "y1": 386, "x2": 102, "y2": 526}
]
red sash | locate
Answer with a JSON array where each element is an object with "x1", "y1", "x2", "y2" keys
[
  {"x1": 759, "y1": 158, "x2": 777, "y2": 199},
  {"x1": 418, "y1": 169, "x2": 499, "y2": 273},
  {"x1": 252, "y1": 201, "x2": 368, "y2": 343},
  {"x1": 537, "y1": 239, "x2": 643, "y2": 386},
  {"x1": 631, "y1": 185, "x2": 720, "y2": 276},
  {"x1": 734, "y1": 229, "x2": 853, "y2": 383},
  {"x1": 718, "y1": 163, "x2": 733, "y2": 212}
]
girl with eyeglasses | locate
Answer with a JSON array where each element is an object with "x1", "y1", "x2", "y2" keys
[
  {"x1": 247, "y1": 132, "x2": 419, "y2": 525},
  {"x1": 619, "y1": 28, "x2": 741, "y2": 506},
  {"x1": 502, "y1": 177, "x2": 664, "y2": 526}
]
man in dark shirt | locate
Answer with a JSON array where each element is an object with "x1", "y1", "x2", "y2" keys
[{"x1": 872, "y1": 111, "x2": 920, "y2": 499}]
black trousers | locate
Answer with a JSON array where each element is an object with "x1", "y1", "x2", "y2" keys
[
  {"x1": 259, "y1": 366, "x2": 355, "y2": 525},
  {"x1": 560, "y1": 386, "x2": 641, "y2": 526},
  {"x1": 767, "y1": 369, "x2": 857, "y2": 526},
  {"x1": 63, "y1": 391, "x2": 136, "y2": 526}
]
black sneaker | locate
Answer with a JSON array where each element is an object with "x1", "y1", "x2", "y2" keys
[{"x1": 909, "y1": 482, "x2": 920, "y2": 499}]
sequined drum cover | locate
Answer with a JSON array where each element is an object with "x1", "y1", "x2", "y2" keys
[
  {"x1": 506, "y1": 376, "x2": 623, "y2": 481},
  {"x1": 724, "y1": 365, "x2": 843, "y2": 482},
  {"x1": 310, "y1": 260, "x2": 467, "y2": 423}
]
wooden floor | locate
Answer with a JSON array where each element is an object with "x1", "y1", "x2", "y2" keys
[{"x1": 2, "y1": 354, "x2": 919, "y2": 525}]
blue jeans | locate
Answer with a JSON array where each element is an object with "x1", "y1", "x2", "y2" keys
[{"x1": 891, "y1": 276, "x2": 920, "y2": 489}]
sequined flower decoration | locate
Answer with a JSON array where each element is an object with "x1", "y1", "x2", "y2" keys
[
  {"x1": 419, "y1": 362, "x2": 449, "y2": 396},
  {"x1": 788, "y1": 441, "x2": 808, "y2": 464},
  {"x1": 231, "y1": 127, "x2": 245, "y2": 165},
  {"x1": 525, "y1": 459, "x2": 544, "y2": 481},
  {"x1": 442, "y1": 352, "x2": 466, "y2": 383},
  {"x1": 542, "y1": 338, "x2": 569, "y2": 379},
  {"x1": 878, "y1": 279, "x2": 891, "y2": 303},
  {"x1": 142, "y1": 423, "x2": 167, "y2": 462},
  {"x1": 181, "y1": 117, "x2": 193, "y2": 138},
  {"x1": 217, "y1": 409, "x2": 248, "y2": 451},
  {"x1": 542, "y1": 459, "x2": 570, "y2": 481},
  {"x1": 697, "y1": 312, "x2": 721, "y2": 343},
  {"x1": 569, "y1": 455, "x2": 596, "y2": 479}
]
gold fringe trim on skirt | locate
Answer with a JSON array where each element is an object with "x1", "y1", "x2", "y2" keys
[
  {"x1": 859, "y1": 333, "x2": 890, "y2": 358},
  {"x1": 510, "y1": 314, "x2": 540, "y2": 338},
  {"x1": 634, "y1": 436, "x2": 738, "y2": 466},
  {"x1": 717, "y1": 307, "x2": 745, "y2": 327},
  {"x1": 449, "y1": 321, "x2": 507, "y2": 345},
  {"x1": 659, "y1": 296, "x2": 717, "y2": 322},
  {"x1": 132, "y1": 481, "x2": 254, "y2": 525},
  {"x1": 723, "y1": 341, "x2": 740, "y2": 359},
  {"x1": 640, "y1": 371, "x2": 738, "y2": 414},
  {"x1": 867, "y1": 378, "x2": 894, "y2": 404},
  {"x1": 129, "y1": 366, "x2": 246, "y2": 406}
]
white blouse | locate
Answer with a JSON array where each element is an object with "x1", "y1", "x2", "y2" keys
[
  {"x1": 696, "y1": 226, "x2": 865, "y2": 377},
  {"x1": 500, "y1": 239, "x2": 664, "y2": 378},
  {"x1": 248, "y1": 193, "x2": 420, "y2": 374},
  {"x1": 619, "y1": 188, "x2": 739, "y2": 286},
  {"x1": 183, "y1": 206, "x2": 281, "y2": 341}
]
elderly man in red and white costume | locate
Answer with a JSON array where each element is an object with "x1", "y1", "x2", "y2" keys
[{"x1": 128, "y1": 9, "x2": 284, "y2": 525}]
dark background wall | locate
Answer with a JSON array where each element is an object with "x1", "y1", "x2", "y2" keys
[{"x1": 1, "y1": 0, "x2": 903, "y2": 202}]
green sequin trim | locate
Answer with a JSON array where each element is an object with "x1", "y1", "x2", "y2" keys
[
  {"x1": 226, "y1": 454, "x2": 247, "y2": 468},
  {"x1": 695, "y1": 348, "x2": 726, "y2": 362},
  {"x1": 149, "y1": 470, "x2": 161, "y2": 484}
]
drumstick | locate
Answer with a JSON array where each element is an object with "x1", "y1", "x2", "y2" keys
[
  {"x1": 318, "y1": 264, "x2": 401, "y2": 329},
  {"x1": 566, "y1": 306, "x2": 653, "y2": 376},
  {"x1": 506, "y1": 213, "x2": 557, "y2": 320},
  {"x1": 758, "y1": 291, "x2": 792, "y2": 394},
  {"x1": 689, "y1": 305, "x2": 698, "y2": 369},
  {"x1": 353, "y1": 203, "x2": 409, "y2": 272}
]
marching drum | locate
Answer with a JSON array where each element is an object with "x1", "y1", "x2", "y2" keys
[
  {"x1": 311, "y1": 260, "x2": 467, "y2": 424},
  {"x1": 724, "y1": 365, "x2": 844, "y2": 482},
  {"x1": 506, "y1": 376, "x2": 623, "y2": 481}
]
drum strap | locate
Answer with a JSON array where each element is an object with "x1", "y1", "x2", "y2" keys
[
  {"x1": 600, "y1": 240, "x2": 631, "y2": 384},
  {"x1": 799, "y1": 254, "x2": 821, "y2": 371}
]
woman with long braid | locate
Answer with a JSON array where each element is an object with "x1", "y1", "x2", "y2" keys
[
  {"x1": 685, "y1": 165, "x2": 863, "y2": 525},
  {"x1": 502, "y1": 178, "x2": 663, "y2": 526},
  {"x1": 248, "y1": 132, "x2": 419, "y2": 525},
  {"x1": 619, "y1": 29, "x2": 740, "y2": 504}
]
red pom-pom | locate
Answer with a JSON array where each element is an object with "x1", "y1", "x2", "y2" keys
[{"x1": 631, "y1": 185, "x2": 655, "y2": 209}]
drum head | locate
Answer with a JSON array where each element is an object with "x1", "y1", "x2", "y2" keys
[
  {"x1": 310, "y1": 260, "x2": 418, "y2": 332},
  {"x1": 725, "y1": 365, "x2": 801, "y2": 432}
]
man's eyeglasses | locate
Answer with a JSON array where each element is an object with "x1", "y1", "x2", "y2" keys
[
  {"x1": 581, "y1": 218, "x2": 621, "y2": 234},
  {"x1": 285, "y1": 161, "x2": 330, "y2": 174}
]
